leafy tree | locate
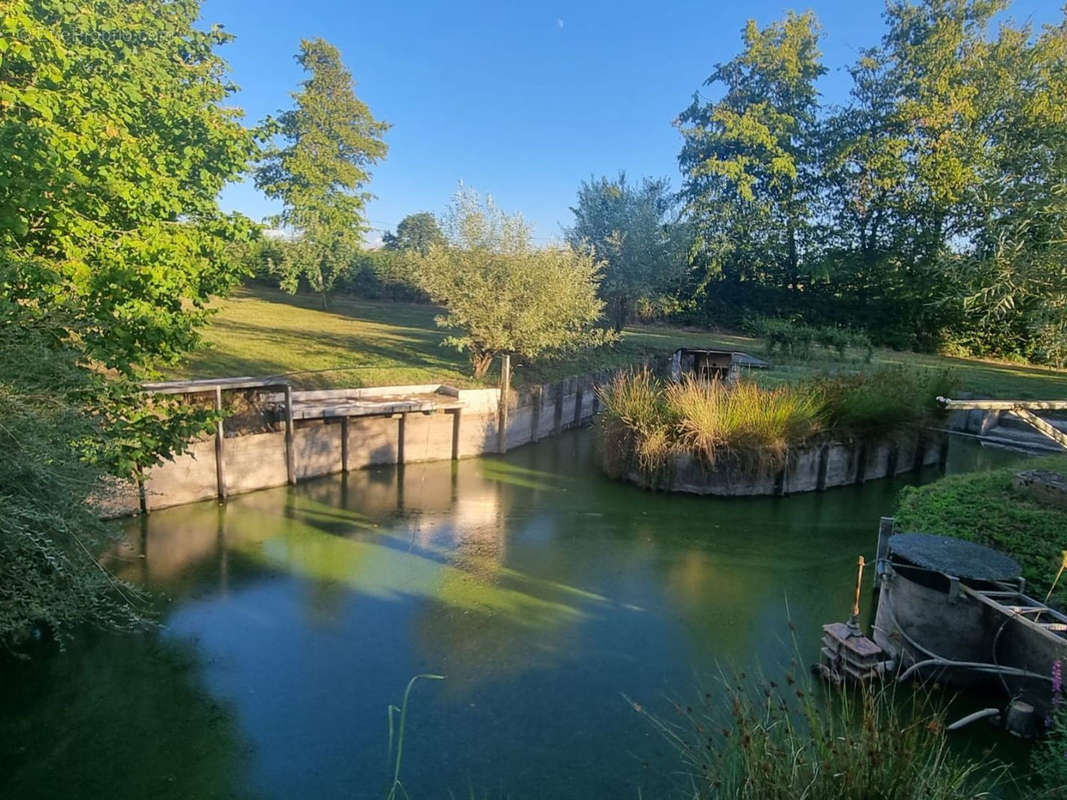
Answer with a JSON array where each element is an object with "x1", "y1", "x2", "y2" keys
[
  {"x1": 0, "y1": 0, "x2": 255, "y2": 646},
  {"x1": 956, "y1": 15, "x2": 1067, "y2": 364},
  {"x1": 415, "y1": 189, "x2": 614, "y2": 378},
  {"x1": 0, "y1": 0, "x2": 257, "y2": 376},
  {"x1": 256, "y1": 37, "x2": 389, "y2": 307},
  {"x1": 566, "y1": 173, "x2": 686, "y2": 331},
  {"x1": 383, "y1": 212, "x2": 444, "y2": 255},
  {"x1": 677, "y1": 12, "x2": 825, "y2": 302}
]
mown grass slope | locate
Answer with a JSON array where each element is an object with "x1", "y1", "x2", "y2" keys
[{"x1": 176, "y1": 285, "x2": 1067, "y2": 397}]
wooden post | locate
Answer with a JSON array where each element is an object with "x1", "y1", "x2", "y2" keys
[
  {"x1": 340, "y1": 416, "x2": 349, "y2": 473},
  {"x1": 887, "y1": 441, "x2": 899, "y2": 477},
  {"x1": 394, "y1": 413, "x2": 406, "y2": 464},
  {"x1": 214, "y1": 385, "x2": 227, "y2": 499},
  {"x1": 497, "y1": 354, "x2": 511, "y2": 454},
  {"x1": 284, "y1": 384, "x2": 296, "y2": 485},
  {"x1": 450, "y1": 409, "x2": 461, "y2": 461},
  {"x1": 855, "y1": 442, "x2": 868, "y2": 484},
  {"x1": 912, "y1": 430, "x2": 926, "y2": 473},
  {"x1": 573, "y1": 383, "x2": 584, "y2": 428},
  {"x1": 136, "y1": 468, "x2": 148, "y2": 515}
]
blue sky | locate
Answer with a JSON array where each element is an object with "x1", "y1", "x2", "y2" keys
[{"x1": 206, "y1": 0, "x2": 1061, "y2": 245}]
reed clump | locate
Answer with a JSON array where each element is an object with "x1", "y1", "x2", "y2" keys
[
  {"x1": 642, "y1": 667, "x2": 1003, "y2": 800},
  {"x1": 596, "y1": 368, "x2": 677, "y2": 477}
]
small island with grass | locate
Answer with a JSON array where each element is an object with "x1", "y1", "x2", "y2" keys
[{"x1": 597, "y1": 366, "x2": 957, "y2": 495}]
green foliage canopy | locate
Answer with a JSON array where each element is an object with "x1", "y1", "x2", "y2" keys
[
  {"x1": 566, "y1": 173, "x2": 686, "y2": 330},
  {"x1": 383, "y1": 211, "x2": 444, "y2": 255},
  {"x1": 256, "y1": 37, "x2": 389, "y2": 306},
  {"x1": 678, "y1": 11, "x2": 825, "y2": 293},
  {"x1": 415, "y1": 188, "x2": 614, "y2": 377},
  {"x1": 0, "y1": 0, "x2": 258, "y2": 376}
]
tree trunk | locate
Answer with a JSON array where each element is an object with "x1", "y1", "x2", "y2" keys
[
  {"x1": 612, "y1": 296, "x2": 629, "y2": 332},
  {"x1": 472, "y1": 352, "x2": 494, "y2": 379}
]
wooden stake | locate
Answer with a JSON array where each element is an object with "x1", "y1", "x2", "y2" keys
[
  {"x1": 497, "y1": 354, "x2": 511, "y2": 454},
  {"x1": 284, "y1": 384, "x2": 296, "y2": 485},
  {"x1": 852, "y1": 556, "x2": 866, "y2": 618}
]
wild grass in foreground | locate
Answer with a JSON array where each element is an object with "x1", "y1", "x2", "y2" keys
[{"x1": 638, "y1": 665, "x2": 1005, "y2": 800}]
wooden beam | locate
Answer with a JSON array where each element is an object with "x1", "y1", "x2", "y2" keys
[
  {"x1": 1011, "y1": 407, "x2": 1067, "y2": 450},
  {"x1": 449, "y1": 409, "x2": 461, "y2": 461},
  {"x1": 939, "y1": 397, "x2": 1067, "y2": 411},
  {"x1": 497, "y1": 354, "x2": 511, "y2": 454},
  {"x1": 340, "y1": 416, "x2": 349, "y2": 473}
]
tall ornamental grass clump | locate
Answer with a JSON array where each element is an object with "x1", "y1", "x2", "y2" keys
[
  {"x1": 643, "y1": 666, "x2": 1002, "y2": 800},
  {"x1": 597, "y1": 366, "x2": 955, "y2": 481},
  {"x1": 666, "y1": 378, "x2": 822, "y2": 468},
  {"x1": 596, "y1": 369, "x2": 677, "y2": 477},
  {"x1": 597, "y1": 372, "x2": 824, "y2": 476}
]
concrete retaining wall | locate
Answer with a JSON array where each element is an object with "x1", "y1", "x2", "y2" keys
[
  {"x1": 116, "y1": 366, "x2": 944, "y2": 513},
  {"x1": 625, "y1": 431, "x2": 946, "y2": 497},
  {"x1": 135, "y1": 373, "x2": 610, "y2": 513}
]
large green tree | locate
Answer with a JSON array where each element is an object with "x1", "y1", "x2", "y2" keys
[
  {"x1": 677, "y1": 12, "x2": 825, "y2": 304},
  {"x1": 566, "y1": 173, "x2": 686, "y2": 331},
  {"x1": 256, "y1": 38, "x2": 389, "y2": 307},
  {"x1": 0, "y1": 0, "x2": 256, "y2": 647},
  {"x1": 1, "y1": 0, "x2": 257, "y2": 376},
  {"x1": 415, "y1": 188, "x2": 613, "y2": 377},
  {"x1": 382, "y1": 211, "x2": 443, "y2": 255},
  {"x1": 956, "y1": 14, "x2": 1067, "y2": 364}
]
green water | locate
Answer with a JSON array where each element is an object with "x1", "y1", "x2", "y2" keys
[{"x1": 0, "y1": 430, "x2": 1027, "y2": 799}]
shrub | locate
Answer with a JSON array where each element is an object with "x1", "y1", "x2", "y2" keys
[
  {"x1": 643, "y1": 666, "x2": 1003, "y2": 799},
  {"x1": 754, "y1": 317, "x2": 816, "y2": 359},
  {"x1": 818, "y1": 366, "x2": 957, "y2": 439},
  {"x1": 753, "y1": 317, "x2": 874, "y2": 362},
  {"x1": 415, "y1": 188, "x2": 615, "y2": 377},
  {"x1": 0, "y1": 329, "x2": 149, "y2": 651}
]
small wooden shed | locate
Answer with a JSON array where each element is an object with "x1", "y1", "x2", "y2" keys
[{"x1": 670, "y1": 348, "x2": 769, "y2": 383}]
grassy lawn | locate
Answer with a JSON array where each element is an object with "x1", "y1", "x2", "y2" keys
[{"x1": 176, "y1": 285, "x2": 1067, "y2": 398}]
